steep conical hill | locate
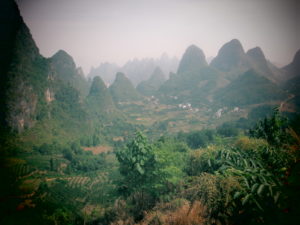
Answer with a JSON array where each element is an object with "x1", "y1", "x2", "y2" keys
[
  {"x1": 137, "y1": 67, "x2": 165, "y2": 96},
  {"x1": 283, "y1": 50, "x2": 300, "y2": 107},
  {"x1": 0, "y1": 0, "x2": 49, "y2": 132},
  {"x1": 87, "y1": 76, "x2": 115, "y2": 112},
  {"x1": 210, "y1": 39, "x2": 249, "y2": 76},
  {"x1": 51, "y1": 50, "x2": 76, "y2": 69},
  {"x1": 109, "y1": 72, "x2": 142, "y2": 103},
  {"x1": 210, "y1": 39, "x2": 285, "y2": 83},
  {"x1": 246, "y1": 47, "x2": 271, "y2": 74},
  {"x1": 89, "y1": 76, "x2": 107, "y2": 96},
  {"x1": 283, "y1": 49, "x2": 300, "y2": 79},
  {"x1": 177, "y1": 45, "x2": 207, "y2": 74},
  {"x1": 158, "y1": 44, "x2": 229, "y2": 106},
  {"x1": 0, "y1": 0, "x2": 92, "y2": 146},
  {"x1": 85, "y1": 76, "x2": 132, "y2": 139},
  {"x1": 246, "y1": 47, "x2": 282, "y2": 83},
  {"x1": 51, "y1": 50, "x2": 89, "y2": 97}
]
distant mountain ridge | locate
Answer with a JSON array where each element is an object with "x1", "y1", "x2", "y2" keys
[
  {"x1": 210, "y1": 39, "x2": 285, "y2": 83},
  {"x1": 86, "y1": 76, "x2": 116, "y2": 114},
  {"x1": 109, "y1": 72, "x2": 142, "y2": 103},
  {"x1": 88, "y1": 62, "x2": 119, "y2": 86},
  {"x1": 87, "y1": 39, "x2": 294, "y2": 110},
  {"x1": 1, "y1": 0, "x2": 298, "y2": 139},
  {"x1": 159, "y1": 40, "x2": 289, "y2": 108},
  {"x1": 159, "y1": 45, "x2": 228, "y2": 106},
  {"x1": 88, "y1": 54, "x2": 179, "y2": 86}
]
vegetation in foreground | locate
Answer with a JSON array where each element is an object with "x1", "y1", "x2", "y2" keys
[{"x1": 1, "y1": 110, "x2": 299, "y2": 225}]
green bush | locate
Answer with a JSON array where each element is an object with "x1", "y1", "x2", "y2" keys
[
  {"x1": 178, "y1": 129, "x2": 215, "y2": 149},
  {"x1": 217, "y1": 122, "x2": 239, "y2": 137},
  {"x1": 249, "y1": 109, "x2": 291, "y2": 147}
]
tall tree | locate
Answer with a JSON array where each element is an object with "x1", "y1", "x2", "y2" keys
[{"x1": 116, "y1": 132, "x2": 156, "y2": 195}]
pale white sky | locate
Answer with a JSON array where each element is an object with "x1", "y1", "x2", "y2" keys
[{"x1": 16, "y1": 0, "x2": 300, "y2": 73}]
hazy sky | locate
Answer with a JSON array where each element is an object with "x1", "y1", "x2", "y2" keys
[{"x1": 16, "y1": 0, "x2": 300, "y2": 74}]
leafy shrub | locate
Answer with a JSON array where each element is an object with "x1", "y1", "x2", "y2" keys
[
  {"x1": 62, "y1": 148, "x2": 73, "y2": 161},
  {"x1": 183, "y1": 131, "x2": 296, "y2": 224},
  {"x1": 35, "y1": 142, "x2": 62, "y2": 155},
  {"x1": 249, "y1": 109, "x2": 291, "y2": 147},
  {"x1": 116, "y1": 132, "x2": 157, "y2": 196},
  {"x1": 178, "y1": 129, "x2": 215, "y2": 149},
  {"x1": 181, "y1": 173, "x2": 240, "y2": 224},
  {"x1": 70, "y1": 142, "x2": 84, "y2": 154},
  {"x1": 69, "y1": 154, "x2": 106, "y2": 172}
]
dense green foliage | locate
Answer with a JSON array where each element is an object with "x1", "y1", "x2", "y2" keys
[
  {"x1": 2, "y1": 100, "x2": 300, "y2": 225},
  {"x1": 177, "y1": 129, "x2": 215, "y2": 149},
  {"x1": 249, "y1": 108, "x2": 290, "y2": 146},
  {"x1": 116, "y1": 132, "x2": 156, "y2": 195}
]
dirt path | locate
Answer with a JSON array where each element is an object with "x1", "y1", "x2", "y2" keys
[
  {"x1": 19, "y1": 170, "x2": 46, "y2": 179},
  {"x1": 83, "y1": 145, "x2": 113, "y2": 155}
]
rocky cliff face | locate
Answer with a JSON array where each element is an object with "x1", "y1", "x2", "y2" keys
[
  {"x1": 6, "y1": 80, "x2": 38, "y2": 132},
  {"x1": 0, "y1": 0, "x2": 50, "y2": 132},
  {"x1": 0, "y1": 0, "x2": 88, "y2": 133}
]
